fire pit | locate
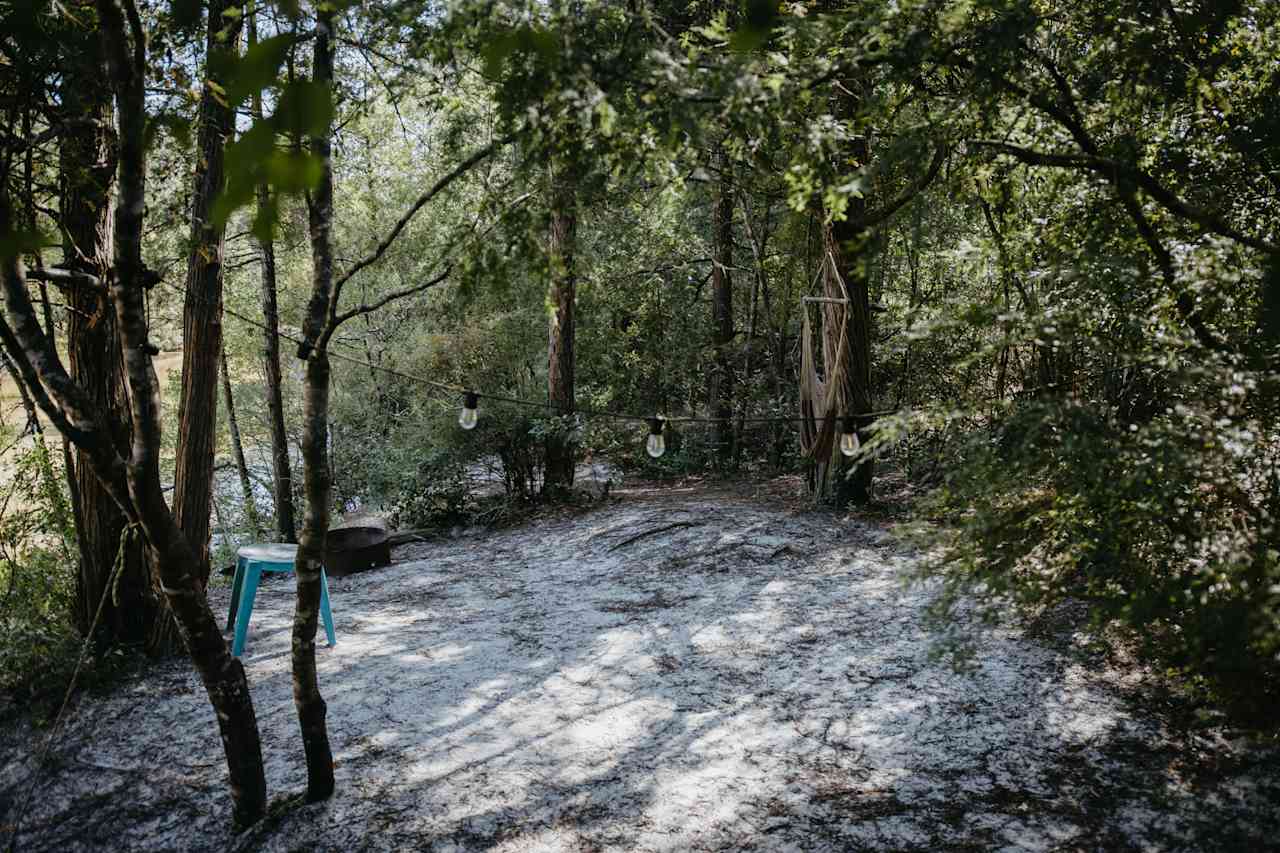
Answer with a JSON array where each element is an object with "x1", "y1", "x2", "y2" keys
[{"x1": 325, "y1": 526, "x2": 391, "y2": 578}]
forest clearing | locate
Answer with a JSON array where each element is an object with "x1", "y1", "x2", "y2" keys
[
  {"x1": 4, "y1": 484, "x2": 1277, "y2": 852},
  {"x1": 2, "y1": 0, "x2": 1279, "y2": 849}
]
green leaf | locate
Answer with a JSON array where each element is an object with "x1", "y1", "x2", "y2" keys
[
  {"x1": 0, "y1": 227, "x2": 53, "y2": 261},
  {"x1": 143, "y1": 113, "x2": 193, "y2": 152},
  {"x1": 168, "y1": 0, "x2": 202, "y2": 34},
  {"x1": 262, "y1": 150, "x2": 323, "y2": 192},
  {"x1": 274, "y1": 79, "x2": 334, "y2": 138},
  {"x1": 730, "y1": 0, "x2": 778, "y2": 52},
  {"x1": 223, "y1": 33, "x2": 293, "y2": 109},
  {"x1": 250, "y1": 192, "x2": 279, "y2": 243}
]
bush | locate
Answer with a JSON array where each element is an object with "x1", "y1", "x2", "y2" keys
[
  {"x1": 0, "y1": 440, "x2": 89, "y2": 718},
  {"x1": 913, "y1": 366, "x2": 1280, "y2": 721}
]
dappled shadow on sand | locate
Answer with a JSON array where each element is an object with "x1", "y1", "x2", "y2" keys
[{"x1": 2, "y1": 492, "x2": 1278, "y2": 852}]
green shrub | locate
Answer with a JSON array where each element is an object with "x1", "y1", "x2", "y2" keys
[
  {"x1": 0, "y1": 440, "x2": 87, "y2": 717},
  {"x1": 913, "y1": 368, "x2": 1280, "y2": 721}
]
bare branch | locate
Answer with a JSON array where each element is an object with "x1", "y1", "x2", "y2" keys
[
  {"x1": 334, "y1": 266, "x2": 450, "y2": 325},
  {"x1": 25, "y1": 267, "x2": 106, "y2": 292},
  {"x1": 328, "y1": 141, "x2": 499, "y2": 311},
  {"x1": 970, "y1": 139, "x2": 1280, "y2": 256},
  {"x1": 857, "y1": 142, "x2": 948, "y2": 228}
]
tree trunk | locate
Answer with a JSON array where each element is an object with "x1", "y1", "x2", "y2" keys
[
  {"x1": 59, "y1": 7, "x2": 153, "y2": 645},
  {"x1": 249, "y1": 5, "x2": 297, "y2": 544},
  {"x1": 95, "y1": 2, "x2": 266, "y2": 823},
  {"x1": 292, "y1": 6, "x2": 338, "y2": 801},
  {"x1": 173, "y1": 0, "x2": 243, "y2": 587},
  {"x1": 221, "y1": 346, "x2": 261, "y2": 539},
  {"x1": 710, "y1": 145, "x2": 735, "y2": 462},
  {"x1": 544, "y1": 165, "x2": 576, "y2": 492},
  {"x1": 822, "y1": 132, "x2": 874, "y2": 506}
]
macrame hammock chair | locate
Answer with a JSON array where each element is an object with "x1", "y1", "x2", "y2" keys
[{"x1": 798, "y1": 251, "x2": 855, "y2": 495}]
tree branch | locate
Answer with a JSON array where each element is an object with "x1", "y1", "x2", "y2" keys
[
  {"x1": 328, "y1": 141, "x2": 499, "y2": 315},
  {"x1": 333, "y1": 266, "x2": 450, "y2": 325},
  {"x1": 970, "y1": 139, "x2": 1279, "y2": 256},
  {"x1": 856, "y1": 142, "x2": 948, "y2": 228},
  {"x1": 25, "y1": 267, "x2": 107, "y2": 292}
]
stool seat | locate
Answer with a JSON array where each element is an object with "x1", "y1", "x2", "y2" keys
[
  {"x1": 226, "y1": 543, "x2": 336, "y2": 658},
  {"x1": 236, "y1": 543, "x2": 302, "y2": 564}
]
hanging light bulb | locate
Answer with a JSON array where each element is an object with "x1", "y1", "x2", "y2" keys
[
  {"x1": 839, "y1": 415, "x2": 861, "y2": 457},
  {"x1": 458, "y1": 391, "x2": 479, "y2": 430},
  {"x1": 646, "y1": 416, "x2": 666, "y2": 459}
]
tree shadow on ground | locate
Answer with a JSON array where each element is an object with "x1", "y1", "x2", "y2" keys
[{"x1": 3, "y1": 493, "x2": 1278, "y2": 852}]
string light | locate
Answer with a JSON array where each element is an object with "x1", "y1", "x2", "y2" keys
[
  {"x1": 458, "y1": 391, "x2": 479, "y2": 430},
  {"x1": 646, "y1": 416, "x2": 666, "y2": 458},
  {"x1": 839, "y1": 415, "x2": 860, "y2": 457}
]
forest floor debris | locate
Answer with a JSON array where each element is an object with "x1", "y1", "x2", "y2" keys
[{"x1": 2, "y1": 483, "x2": 1278, "y2": 851}]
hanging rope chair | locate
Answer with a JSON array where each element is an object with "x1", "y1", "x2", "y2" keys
[{"x1": 798, "y1": 250, "x2": 853, "y2": 463}]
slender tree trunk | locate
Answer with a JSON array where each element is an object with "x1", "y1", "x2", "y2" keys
[
  {"x1": 59, "y1": 6, "x2": 152, "y2": 644},
  {"x1": 249, "y1": 5, "x2": 297, "y2": 543},
  {"x1": 544, "y1": 165, "x2": 576, "y2": 492},
  {"x1": 221, "y1": 346, "x2": 261, "y2": 539},
  {"x1": 709, "y1": 145, "x2": 735, "y2": 462},
  {"x1": 93, "y1": 1, "x2": 267, "y2": 824},
  {"x1": 292, "y1": 6, "x2": 338, "y2": 801},
  {"x1": 173, "y1": 0, "x2": 243, "y2": 587}
]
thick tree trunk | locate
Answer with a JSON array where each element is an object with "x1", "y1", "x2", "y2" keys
[
  {"x1": 544, "y1": 167, "x2": 576, "y2": 492},
  {"x1": 822, "y1": 133, "x2": 874, "y2": 506},
  {"x1": 249, "y1": 5, "x2": 297, "y2": 544},
  {"x1": 173, "y1": 0, "x2": 243, "y2": 587},
  {"x1": 709, "y1": 145, "x2": 735, "y2": 462},
  {"x1": 221, "y1": 346, "x2": 261, "y2": 538},
  {"x1": 59, "y1": 8, "x2": 153, "y2": 644},
  {"x1": 291, "y1": 6, "x2": 338, "y2": 802}
]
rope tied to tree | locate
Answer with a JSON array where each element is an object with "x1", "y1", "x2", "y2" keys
[{"x1": 798, "y1": 250, "x2": 853, "y2": 461}]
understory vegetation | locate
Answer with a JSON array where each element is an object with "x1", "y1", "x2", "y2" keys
[{"x1": 0, "y1": 0, "x2": 1276, "y2": 828}]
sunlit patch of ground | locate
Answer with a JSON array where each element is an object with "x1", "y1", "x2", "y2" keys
[{"x1": 2, "y1": 488, "x2": 1277, "y2": 851}]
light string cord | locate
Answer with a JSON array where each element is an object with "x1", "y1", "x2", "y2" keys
[{"x1": 156, "y1": 276, "x2": 1164, "y2": 426}]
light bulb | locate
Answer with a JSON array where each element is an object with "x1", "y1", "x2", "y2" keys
[
  {"x1": 646, "y1": 417, "x2": 665, "y2": 458},
  {"x1": 458, "y1": 391, "x2": 479, "y2": 430},
  {"x1": 839, "y1": 415, "x2": 860, "y2": 457}
]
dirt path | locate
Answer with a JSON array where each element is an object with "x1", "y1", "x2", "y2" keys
[{"x1": 2, "y1": 490, "x2": 1277, "y2": 851}]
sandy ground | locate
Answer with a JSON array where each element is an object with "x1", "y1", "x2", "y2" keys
[{"x1": 1, "y1": 488, "x2": 1278, "y2": 852}]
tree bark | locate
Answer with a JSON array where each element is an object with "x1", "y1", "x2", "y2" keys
[
  {"x1": 59, "y1": 3, "x2": 153, "y2": 644},
  {"x1": 95, "y1": 1, "x2": 266, "y2": 824},
  {"x1": 221, "y1": 345, "x2": 261, "y2": 539},
  {"x1": 173, "y1": 0, "x2": 243, "y2": 587},
  {"x1": 292, "y1": 5, "x2": 338, "y2": 801},
  {"x1": 709, "y1": 145, "x2": 735, "y2": 462},
  {"x1": 544, "y1": 165, "x2": 576, "y2": 492},
  {"x1": 249, "y1": 4, "x2": 297, "y2": 544},
  {"x1": 822, "y1": 129, "x2": 875, "y2": 506}
]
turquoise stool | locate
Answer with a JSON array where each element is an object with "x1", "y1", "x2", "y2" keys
[{"x1": 226, "y1": 543, "x2": 336, "y2": 658}]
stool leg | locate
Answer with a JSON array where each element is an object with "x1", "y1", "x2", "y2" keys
[
  {"x1": 319, "y1": 569, "x2": 336, "y2": 648},
  {"x1": 226, "y1": 556, "x2": 246, "y2": 633},
  {"x1": 232, "y1": 563, "x2": 262, "y2": 658}
]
